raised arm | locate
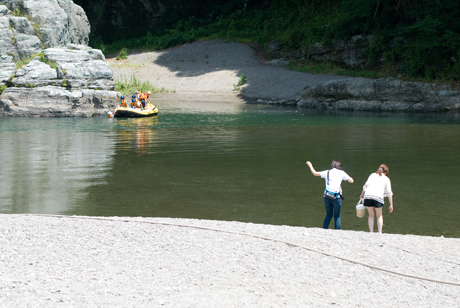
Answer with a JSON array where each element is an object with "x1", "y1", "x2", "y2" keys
[{"x1": 306, "y1": 161, "x2": 321, "y2": 177}]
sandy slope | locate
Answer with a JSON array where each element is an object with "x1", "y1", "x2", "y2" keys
[{"x1": 108, "y1": 39, "x2": 351, "y2": 103}]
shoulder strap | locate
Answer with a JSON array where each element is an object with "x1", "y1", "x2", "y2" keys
[{"x1": 327, "y1": 170, "x2": 330, "y2": 186}]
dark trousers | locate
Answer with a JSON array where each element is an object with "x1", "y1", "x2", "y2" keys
[{"x1": 323, "y1": 197, "x2": 342, "y2": 229}]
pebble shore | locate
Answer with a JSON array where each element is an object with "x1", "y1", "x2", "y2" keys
[{"x1": 1, "y1": 214, "x2": 459, "y2": 307}]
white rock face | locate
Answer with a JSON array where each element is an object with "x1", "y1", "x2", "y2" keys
[
  {"x1": 1, "y1": 0, "x2": 90, "y2": 47},
  {"x1": 0, "y1": 1, "x2": 120, "y2": 117}
]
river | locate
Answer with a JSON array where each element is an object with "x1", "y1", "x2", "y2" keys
[{"x1": 1, "y1": 101, "x2": 459, "y2": 237}]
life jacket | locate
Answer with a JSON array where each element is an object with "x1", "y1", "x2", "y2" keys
[{"x1": 119, "y1": 99, "x2": 127, "y2": 107}]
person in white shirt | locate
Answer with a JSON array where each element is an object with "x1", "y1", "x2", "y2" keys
[
  {"x1": 359, "y1": 164, "x2": 394, "y2": 233},
  {"x1": 306, "y1": 160, "x2": 354, "y2": 230}
]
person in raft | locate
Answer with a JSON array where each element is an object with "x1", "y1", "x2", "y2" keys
[
  {"x1": 359, "y1": 164, "x2": 393, "y2": 233},
  {"x1": 130, "y1": 98, "x2": 136, "y2": 108},
  {"x1": 118, "y1": 96, "x2": 127, "y2": 107},
  {"x1": 306, "y1": 160, "x2": 354, "y2": 230},
  {"x1": 139, "y1": 92, "x2": 147, "y2": 109}
]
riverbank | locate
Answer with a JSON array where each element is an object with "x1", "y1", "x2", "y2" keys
[
  {"x1": 108, "y1": 39, "x2": 351, "y2": 104},
  {"x1": 1, "y1": 214, "x2": 459, "y2": 307},
  {"x1": 108, "y1": 39, "x2": 460, "y2": 112}
]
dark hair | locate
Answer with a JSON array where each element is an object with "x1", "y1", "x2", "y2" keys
[
  {"x1": 376, "y1": 164, "x2": 389, "y2": 176},
  {"x1": 331, "y1": 160, "x2": 342, "y2": 170}
]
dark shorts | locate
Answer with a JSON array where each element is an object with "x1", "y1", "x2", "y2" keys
[{"x1": 364, "y1": 199, "x2": 384, "y2": 208}]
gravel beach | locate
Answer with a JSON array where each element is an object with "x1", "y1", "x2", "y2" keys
[{"x1": 1, "y1": 214, "x2": 459, "y2": 307}]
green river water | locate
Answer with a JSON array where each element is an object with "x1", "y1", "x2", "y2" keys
[{"x1": 1, "y1": 101, "x2": 459, "y2": 237}]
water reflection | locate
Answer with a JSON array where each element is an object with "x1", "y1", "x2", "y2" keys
[
  {"x1": 0, "y1": 119, "x2": 115, "y2": 214},
  {"x1": 115, "y1": 117, "x2": 159, "y2": 155}
]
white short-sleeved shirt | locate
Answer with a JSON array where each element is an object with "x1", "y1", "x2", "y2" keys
[
  {"x1": 363, "y1": 173, "x2": 393, "y2": 204},
  {"x1": 319, "y1": 168, "x2": 352, "y2": 193}
]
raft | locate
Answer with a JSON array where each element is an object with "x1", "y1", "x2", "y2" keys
[{"x1": 112, "y1": 106, "x2": 159, "y2": 118}]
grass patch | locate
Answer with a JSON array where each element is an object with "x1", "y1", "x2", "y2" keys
[
  {"x1": 14, "y1": 52, "x2": 58, "y2": 70},
  {"x1": 109, "y1": 62, "x2": 144, "y2": 69},
  {"x1": 0, "y1": 85, "x2": 7, "y2": 95},
  {"x1": 237, "y1": 73, "x2": 247, "y2": 86},
  {"x1": 115, "y1": 74, "x2": 169, "y2": 96},
  {"x1": 16, "y1": 60, "x2": 24, "y2": 70},
  {"x1": 233, "y1": 73, "x2": 247, "y2": 91}
]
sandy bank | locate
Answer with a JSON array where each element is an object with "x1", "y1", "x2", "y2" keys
[
  {"x1": 1, "y1": 214, "x2": 459, "y2": 307},
  {"x1": 108, "y1": 40, "x2": 351, "y2": 104}
]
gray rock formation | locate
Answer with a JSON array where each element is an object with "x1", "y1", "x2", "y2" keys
[
  {"x1": 11, "y1": 57, "x2": 59, "y2": 87},
  {"x1": 44, "y1": 44, "x2": 114, "y2": 90},
  {"x1": 267, "y1": 35, "x2": 374, "y2": 68},
  {"x1": 0, "y1": 0, "x2": 89, "y2": 49},
  {"x1": 0, "y1": 54, "x2": 15, "y2": 85},
  {"x1": 297, "y1": 78, "x2": 460, "y2": 112},
  {"x1": 0, "y1": 1, "x2": 119, "y2": 117},
  {"x1": 0, "y1": 86, "x2": 117, "y2": 117}
]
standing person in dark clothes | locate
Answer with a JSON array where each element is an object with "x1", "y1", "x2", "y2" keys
[{"x1": 306, "y1": 160, "x2": 354, "y2": 230}]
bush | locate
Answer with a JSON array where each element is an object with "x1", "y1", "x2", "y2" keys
[{"x1": 116, "y1": 48, "x2": 128, "y2": 60}]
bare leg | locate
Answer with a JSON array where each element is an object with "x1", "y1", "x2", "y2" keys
[
  {"x1": 375, "y1": 207, "x2": 383, "y2": 233},
  {"x1": 367, "y1": 207, "x2": 375, "y2": 232}
]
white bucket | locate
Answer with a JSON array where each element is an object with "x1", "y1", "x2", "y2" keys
[{"x1": 356, "y1": 199, "x2": 366, "y2": 218}]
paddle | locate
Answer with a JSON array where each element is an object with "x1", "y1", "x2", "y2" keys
[{"x1": 108, "y1": 105, "x2": 118, "y2": 118}]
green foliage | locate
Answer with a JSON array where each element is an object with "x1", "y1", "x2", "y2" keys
[
  {"x1": 16, "y1": 60, "x2": 24, "y2": 70},
  {"x1": 0, "y1": 85, "x2": 7, "y2": 95},
  {"x1": 238, "y1": 73, "x2": 247, "y2": 86},
  {"x1": 14, "y1": 53, "x2": 59, "y2": 73},
  {"x1": 116, "y1": 48, "x2": 128, "y2": 60},
  {"x1": 31, "y1": 22, "x2": 41, "y2": 40},
  {"x1": 115, "y1": 74, "x2": 169, "y2": 96},
  {"x1": 84, "y1": 0, "x2": 460, "y2": 82},
  {"x1": 11, "y1": 8, "x2": 22, "y2": 17},
  {"x1": 233, "y1": 73, "x2": 247, "y2": 91}
]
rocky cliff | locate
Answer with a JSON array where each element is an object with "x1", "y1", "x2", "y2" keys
[
  {"x1": 0, "y1": 0, "x2": 119, "y2": 117},
  {"x1": 297, "y1": 78, "x2": 460, "y2": 112}
]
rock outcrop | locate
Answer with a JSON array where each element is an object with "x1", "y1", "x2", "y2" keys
[
  {"x1": 0, "y1": 86, "x2": 117, "y2": 117},
  {"x1": 266, "y1": 35, "x2": 374, "y2": 69},
  {"x1": 297, "y1": 78, "x2": 460, "y2": 112},
  {"x1": 0, "y1": 0, "x2": 119, "y2": 117}
]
